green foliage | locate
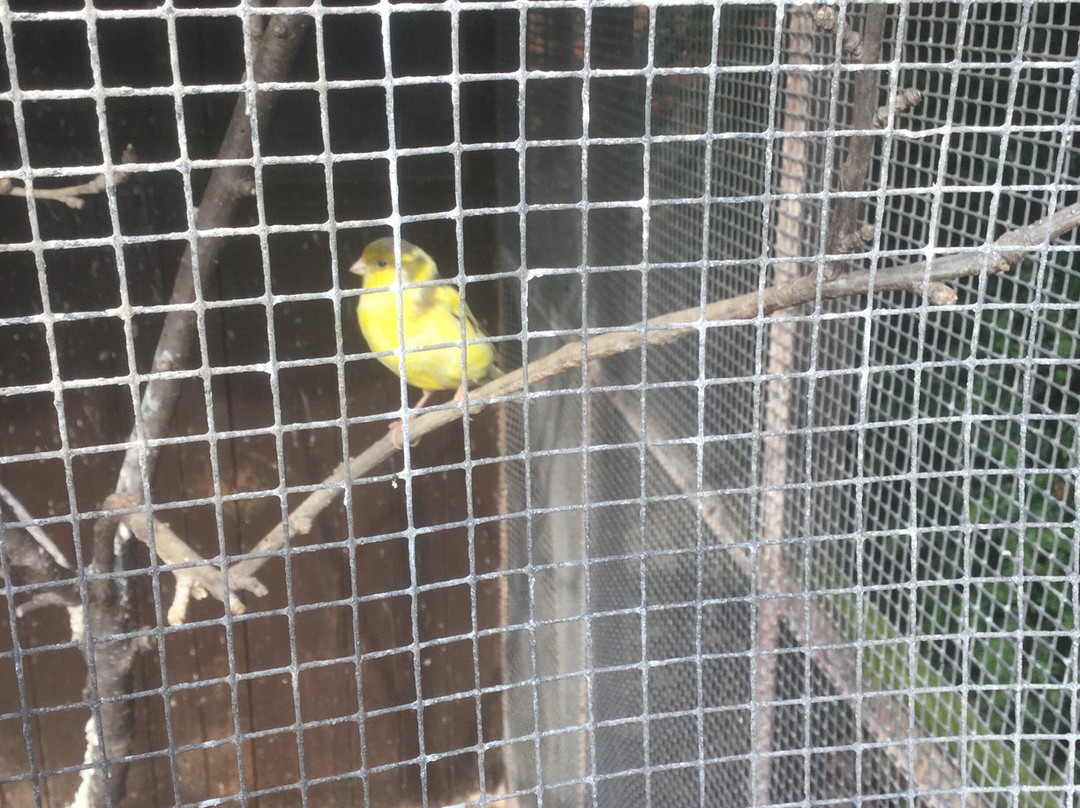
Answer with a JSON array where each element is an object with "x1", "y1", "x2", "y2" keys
[{"x1": 850, "y1": 253, "x2": 1080, "y2": 796}]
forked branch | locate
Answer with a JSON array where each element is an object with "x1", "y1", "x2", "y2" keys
[{"x1": 14, "y1": 206, "x2": 1079, "y2": 624}]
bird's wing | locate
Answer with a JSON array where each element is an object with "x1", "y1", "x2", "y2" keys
[{"x1": 426, "y1": 284, "x2": 489, "y2": 339}]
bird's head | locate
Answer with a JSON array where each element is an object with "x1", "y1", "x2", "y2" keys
[{"x1": 349, "y1": 237, "x2": 438, "y2": 286}]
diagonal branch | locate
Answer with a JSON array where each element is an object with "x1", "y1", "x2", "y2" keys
[
  {"x1": 227, "y1": 200, "x2": 1080, "y2": 580},
  {"x1": 0, "y1": 527, "x2": 79, "y2": 615},
  {"x1": 0, "y1": 481, "x2": 71, "y2": 571}
]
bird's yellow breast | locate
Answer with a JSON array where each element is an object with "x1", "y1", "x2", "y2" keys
[{"x1": 357, "y1": 271, "x2": 495, "y2": 392}]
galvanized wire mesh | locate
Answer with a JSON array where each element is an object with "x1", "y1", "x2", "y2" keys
[{"x1": 1, "y1": 2, "x2": 1079, "y2": 808}]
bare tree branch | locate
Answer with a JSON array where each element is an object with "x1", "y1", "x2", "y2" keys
[
  {"x1": 114, "y1": 5, "x2": 313, "y2": 499},
  {"x1": 58, "y1": 7, "x2": 313, "y2": 807}
]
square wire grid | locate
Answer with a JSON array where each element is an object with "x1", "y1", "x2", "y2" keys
[{"x1": 1, "y1": 2, "x2": 1079, "y2": 808}]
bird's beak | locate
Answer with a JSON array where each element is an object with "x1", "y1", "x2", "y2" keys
[{"x1": 348, "y1": 257, "x2": 369, "y2": 277}]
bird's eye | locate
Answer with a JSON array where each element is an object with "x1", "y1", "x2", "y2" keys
[{"x1": 378, "y1": 259, "x2": 388, "y2": 267}]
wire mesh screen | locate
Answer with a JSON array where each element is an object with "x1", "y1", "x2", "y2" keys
[{"x1": 2, "y1": 2, "x2": 1079, "y2": 808}]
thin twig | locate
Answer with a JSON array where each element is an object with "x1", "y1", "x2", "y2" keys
[
  {"x1": 0, "y1": 483, "x2": 79, "y2": 617},
  {"x1": 0, "y1": 481, "x2": 71, "y2": 570},
  {"x1": 1, "y1": 527, "x2": 79, "y2": 615},
  {"x1": 0, "y1": 144, "x2": 136, "y2": 210}
]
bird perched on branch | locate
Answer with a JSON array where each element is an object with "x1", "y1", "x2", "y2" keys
[{"x1": 349, "y1": 237, "x2": 501, "y2": 446}]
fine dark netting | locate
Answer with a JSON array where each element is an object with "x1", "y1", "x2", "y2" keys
[
  {"x1": 512, "y1": 3, "x2": 1080, "y2": 807},
  {"x1": 2, "y1": 3, "x2": 1079, "y2": 808}
]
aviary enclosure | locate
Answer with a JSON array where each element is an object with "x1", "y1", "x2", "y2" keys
[{"x1": 1, "y1": 2, "x2": 1078, "y2": 807}]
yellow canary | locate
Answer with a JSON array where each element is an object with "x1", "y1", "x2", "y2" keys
[{"x1": 349, "y1": 237, "x2": 500, "y2": 441}]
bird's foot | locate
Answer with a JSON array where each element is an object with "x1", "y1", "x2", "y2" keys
[
  {"x1": 389, "y1": 390, "x2": 435, "y2": 447},
  {"x1": 388, "y1": 418, "x2": 422, "y2": 448}
]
